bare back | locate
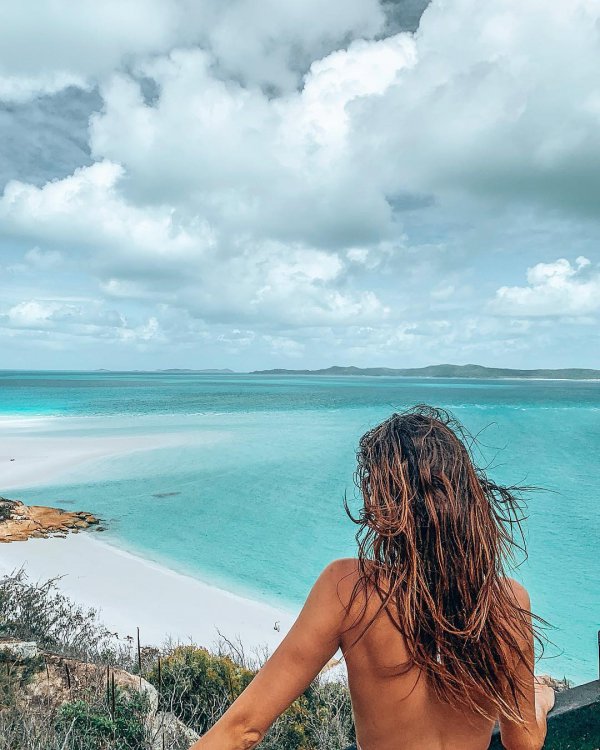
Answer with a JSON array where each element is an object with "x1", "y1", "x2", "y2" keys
[
  {"x1": 192, "y1": 558, "x2": 542, "y2": 750},
  {"x1": 340, "y1": 559, "x2": 496, "y2": 750}
]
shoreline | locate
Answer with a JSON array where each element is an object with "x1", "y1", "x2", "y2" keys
[
  {"x1": 0, "y1": 415, "x2": 222, "y2": 492},
  {"x1": 0, "y1": 498, "x2": 101, "y2": 542},
  {"x1": 0, "y1": 420, "x2": 301, "y2": 656},
  {"x1": 0, "y1": 531, "x2": 298, "y2": 654}
]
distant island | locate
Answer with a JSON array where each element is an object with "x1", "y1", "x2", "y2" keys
[
  {"x1": 92, "y1": 368, "x2": 235, "y2": 374},
  {"x1": 85, "y1": 364, "x2": 600, "y2": 380},
  {"x1": 250, "y1": 364, "x2": 600, "y2": 380},
  {"x1": 159, "y1": 368, "x2": 235, "y2": 374}
]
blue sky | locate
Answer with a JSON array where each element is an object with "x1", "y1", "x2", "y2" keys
[{"x1": 0, "y1": 0, "x2": 599, "y2": 371}]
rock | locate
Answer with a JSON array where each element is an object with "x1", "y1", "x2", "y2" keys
[
  {"x1": 21, "y1": 652, "x2": 155, "y2": 710},
  {"x1": 0, "y1": 640, "x2": 39, "y2": 660},
  {"x1": 14, "y1": 648, "x2": 198, "y2": 745},
  {"x1": 0, "y1": 498, "x2": 102, "y2": 543},
  {"x1": 536, "y1": 674, "x2": 572, "y2": 692},
  {"x1": 149, "y1": 711, "x2": 200, "y2": 749}
]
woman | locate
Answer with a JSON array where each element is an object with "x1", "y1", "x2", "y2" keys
[{"x1": 192, "y1": 406, "x2": 555, "y2": 750}]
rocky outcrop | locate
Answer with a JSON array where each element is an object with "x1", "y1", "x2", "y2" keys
[
  {"x1": 0, "y1": 638, "x2": 199, "y2": 749},
  {"x1": 0, "y1": 639, "x2": 39, "y2": 660},
  {"x1": 0, "y1": 498, "x2": 100, "y2": 542},
  {"x1": 536, "y1": 674, "x2": 572, "y2": 692}
]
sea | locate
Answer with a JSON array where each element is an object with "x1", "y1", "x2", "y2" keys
[{"x1": 0, "y1": 371, "x2": 598, "y2": 684}]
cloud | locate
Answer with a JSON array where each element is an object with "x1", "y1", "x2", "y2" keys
[
  {"x1": 0, "y1": 161, "x2": 389, "y2": 327},
  {"x1": 23, "y1": 247, "x2": 63, "y2": 269},
  {"x1": 7, "y1": 299, "x2": 59, "y2": 328},
  {"x1": 354, "y1": 0, "x2": 600, "y2": 216},
  {"x1": 186, "y1": 0, "x2": 386, "y2": 91},
  {"x1": 0, "y1": 0, "x2": 386, "y2": 101},
  {"x1": 0, "y1": 0, "x2": 177, "y2": 101},
  {"x1": 88, "y1": 35, "x2": 414, "y2": 247},
  {"x1": 0, "y1": 73, "x2": 89, "y2": 104},
  {"x1": 1, "y1": 0, "x2": 600, "y2": 369},
  {"x1": 1, "y1": 297, "x2": 165, "y2": 347},
  {"x1": 0, "y1": 161, "x2": 203, "y2": 265},
  {"x1": 0, "y1": 31, "x2": 411, "y2": 330},
  {"x1": 490, "y1": 257, "x2": 600, "y2": 317}
]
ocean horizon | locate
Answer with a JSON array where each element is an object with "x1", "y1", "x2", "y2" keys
[{"x1": 1, "y1": 370, "x2": 598, "y2": 685}]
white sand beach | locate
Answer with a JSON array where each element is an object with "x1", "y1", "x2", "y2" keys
[
  {"x1": 0, "y1": 415, "x2": 206, "y2": 492},
  {"x1": 1, "y1": 435, "x2": 166, "y2": 491},
  {"x1": 0, "y1": 415, "x2": 300, "y2": 658},
  {"x1": 0, "y1": 532, "x2": 298, "y2": 654}
]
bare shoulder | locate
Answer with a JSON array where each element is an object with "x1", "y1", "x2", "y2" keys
[
  {"x1": 317, "y1": 558, "x2": 361, "y2": 606},
  {"x1": 322, "y1": 557, "x2": 360, "y2": 577},
  {"x1": 502, "y1": 576, "x2": 531, "y2": 609},
  {"x1": 319, "y1": 557, "x2": 360, "y2": 586}
]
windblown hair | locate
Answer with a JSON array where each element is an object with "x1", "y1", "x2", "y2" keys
[{"x1": 345, "y1": 405, "x2": 544, "y2": 723}]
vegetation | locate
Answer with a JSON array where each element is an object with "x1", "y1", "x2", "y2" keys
[
  {"x1": 2, "y1": 569, "x2": 593, "y2": 750},
  {"x1": 147, "y1": 641, "x2": 354, "y2": 749},
  {"x1": 56, "y1": 690, "x2": 150, "y2": 750},
  {"x1": 0, "y1": 568, "x2": 131, "y2": 664},
  {"x1": 0, "y1": 499, "x2": 15, "y2": 522},
  {"x1": 0, "y1": 570, "x2": 355, "y2": 749},
  {"x1": 148, "y1": 644, "x2": 255, "y2": 734}
]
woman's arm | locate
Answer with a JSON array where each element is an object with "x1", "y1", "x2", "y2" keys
[
  {"x1": 498, "y1": 580, "x2": 555, "y2": 750},
  {"x1": 189, "y1": 559, "x2": 353, "y2": 750}
]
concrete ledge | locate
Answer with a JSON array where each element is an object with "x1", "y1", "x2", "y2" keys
[{"x1": 489, "y1": 679, "x2": 600, "y2": 749}]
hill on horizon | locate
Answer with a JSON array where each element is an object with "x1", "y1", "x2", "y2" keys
[{"x1": 249, "y1": 363, "x2": 600, "y2": 380}]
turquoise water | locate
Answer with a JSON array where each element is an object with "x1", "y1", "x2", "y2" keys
[{"x1": 0, "y1": 371, "x2": 598, "y2": 684}]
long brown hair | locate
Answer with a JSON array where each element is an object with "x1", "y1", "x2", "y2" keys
[{"x1": 344, "y1": 404, "x2": 545, "y2": 723}]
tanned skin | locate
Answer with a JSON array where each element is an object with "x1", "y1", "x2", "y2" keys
[{"x1": 190, "y1": 559, "x2": 554, "y2": 750}]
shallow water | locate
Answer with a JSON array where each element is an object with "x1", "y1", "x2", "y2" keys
[{"x1": 1, "y1": 371, "x2": 598, "y2": 684}]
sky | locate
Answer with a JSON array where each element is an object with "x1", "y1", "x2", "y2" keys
[{"x1": 1, "y1": 0, "x2": 599, "y2": 371}]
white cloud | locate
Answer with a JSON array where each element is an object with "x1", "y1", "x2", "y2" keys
[
  {"x1": 0, "y1": 0, "x2": 177, "y2": 101},
  {"x1": 1, "y1": 0, "x2": 600, "y2": 368},
  {"x1": 490, "y1": 257, "x2": 600, "y2": 317},
  {"x1": 281, "y1": 34, "x2": 416, "y2": 157},
  {"x1": 0, "y1": 0, "x2": 385, "y2": 100},
  {"x1": 0, "y1": 162, "x2": 388, "y2": 327},
  {"x1": 0, "y1": 161, "x2": 204, "y2": 264},
  {"x1": 7, "y1": 300, "x2": 59, "y2": 328},
  {"x1": 186, "y1": 0, "x2": 386, "y2": 90},
  {"x1": 116, "y1": 316, "x2": 163, "y2": 343},
  {"x1": 262, "y1": 335, "x2": 305, "y2": 358},
  {"x1": 2, "y1": 297, "x2": 165, "y2": 346},
  {"x1": 356, "y1": 0, "x2": 600, "y2": 215},
  {"x1": 0, "y1": 22, "x2": 408, "y2": 331},
  {"x1": 0, "y1": 72, "x2": 89, "y2": 104},
  {"x1": 88, "y1": 35, "x2": 413, "y2": 246}
]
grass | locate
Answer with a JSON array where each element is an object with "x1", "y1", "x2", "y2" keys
[{"x1": 0, "y1": 569, "x2": 355, "y2": 749}]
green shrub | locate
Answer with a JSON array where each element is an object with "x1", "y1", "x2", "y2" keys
[
  {"x1": 148, "y1": 645, "x2": 254, "y2": 734},
  {"x1": 148, "y1": 645, "x2": 354, "y2": 750},
  {"x1": 56, "y1": 689, "x2": 149, "y2": 750},
  {"x1": 0, "y1": 570, "x2": 131, "y2": 666},
  {"x1": 0, "y1": 572, "x2": 356, "y2": 749},
  {"x1": 0, "y1": 501, "x2": 14, "y2": 522}
]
